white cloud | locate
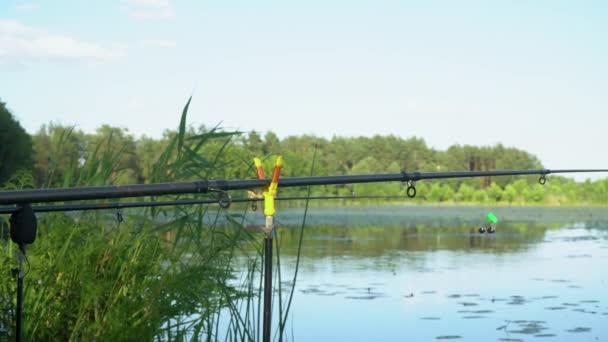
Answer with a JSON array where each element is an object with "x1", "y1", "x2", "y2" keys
[
  {"x1": 140, "y1": 39, "x2": 176, "y2": 48},
  {"x1": 126, "y1": 0, "x2": 175, "y2": 19},
  {"x1": 15, "y1": 3, "x2": 40, "y2": 12},
  {"x1": 0, "y1": 19, "x2": 126, "y2": 61}
]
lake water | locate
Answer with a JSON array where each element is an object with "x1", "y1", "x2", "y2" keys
[{"x1": 239, "y1": 205, "x2": 608, "y2": 341}]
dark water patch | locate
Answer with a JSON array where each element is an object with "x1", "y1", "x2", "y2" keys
[
  {"x1": 531, "y1": 278, "x2": 545, "y2": 281},
  {"x1": 544, "y1": 306, "x2": 567, "y2": 311},
  {"x1": 353, "y1": 286, "x2": 376, "y2": 292},
  {"x1": 572, "y1": 308, "x2": 597, "y2": 314},
  {"x1": 462, "y1": 294, "x2": 480, "y2": 297},
  {"x1": 507, "y1": 298, "x2": 527, "y2": 305},
  {"x1": 457, "y1": 310, "x2": 472, "y2": 313},
  {"x1": 344, "y1": 295, "x2": 381, "y2": 300},
  {"x1": 566, "y1": 254, "x2": 592, "y2": 258},
  {"x1": 550, "y1": 279, "x2": 570, "y2": 283},
  {"x1": 508, "y1": 322, "x2": 548, "y2": 335},
  {"x1": 300, "y1": 288, "x2": 322, "y2": 294},
  {"x1": 422, "y1": 290, "x2": 437, "y2": 294},
  {"x1": 579, "y1": 300, "x2": 599, "y2": 303},
  {"x1": 533, "y1": 334, "x2": 556, "y2": 337},
  {"x1": 458, "y1": 302, "x2": 478, "y2": 307},
  {"x1": 461, "y1": 315, "x2": 485, "y2": 319},
  {"x1": 472, "y1": 310, "x2": 494, "y2": 314},
  {"x1": 562, "y1": 302, "x2": 578, "y2": 306},
  {"x1": 417, "y1": 268, "x2": 435, "y2": 273},
  {"x1": 567, "y1": 285, "x2": 582, "y2": 288},
  {"x1": 541, "y1": 295, "x2": 558, "y2": 299},
  {"x1": 562, "y1": 235, "x2": 598, "y2": 242},
  {"x1": 357, "y1": 291, "x2": 386, "y2": 297},
  {"x1": 420, "y1": 317, "x2": 441, "y2": 320},
  {"x1": 435, "y1": 335, "x2": 462, "y2": 340},
  {"x1": 490, "y1": 297, "x2": 508, "y2": 302},
  {"x1": 317, "y1": 291, "x2": 344, "y2": 296},
  {"x1": 565, "y1": 327, "x2": 591, "y2": 333},
  {"x1": 447, "y1": 294, "x2": 461, "y2": 298},
  {"x1": 498, "y1": 339, "x2": 524, "y2": 342}
]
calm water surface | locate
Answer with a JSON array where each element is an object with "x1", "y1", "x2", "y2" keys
[{"x1": 241, "y1": 206, "x2": 608, "y2": 341}]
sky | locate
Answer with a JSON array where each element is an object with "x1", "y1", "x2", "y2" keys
[{"x1": 1, "y1": 0, "x2": 607, "y2": 180}]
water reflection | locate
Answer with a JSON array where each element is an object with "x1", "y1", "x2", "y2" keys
[
  {"x1": 277, "y1": 223, "x2": 549, "y2": 258},
  {"x1": 255, "y1": 206, "x2": 608, "y2": 341}
]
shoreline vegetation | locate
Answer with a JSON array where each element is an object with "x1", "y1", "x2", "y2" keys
[
  {"x1": 2, "y1": 98, "x2": 607, "y2": 206},
  {"x1": 1, "y1": 98, "x2": 290, "y2": 340},
  {"x1": 274, "y1": 200, "x2": 608, "y2": 208}
]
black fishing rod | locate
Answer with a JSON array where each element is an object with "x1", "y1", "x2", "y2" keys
[
  {"x1": 0, "y1": 195, "x2": 414, "y2": 214},
  {"x1": 1, "y1": 168, "x2": 607, "y2": 205}
]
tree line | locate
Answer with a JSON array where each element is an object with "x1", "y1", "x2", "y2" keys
[{"x1": 1, "y1": 98, "x2": 606, "y2": 205}]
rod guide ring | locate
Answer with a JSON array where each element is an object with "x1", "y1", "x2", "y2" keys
[
  {"x1": 404, "y1": 180, "x2": 417, "y2": 198},
  {"x1": 218, "y1": 192, "x2": 232, "y2": 209}
]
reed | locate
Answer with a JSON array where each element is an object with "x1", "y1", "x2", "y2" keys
[{"x1": 0, "y1": 97, "x2": 288, "y2": 341}]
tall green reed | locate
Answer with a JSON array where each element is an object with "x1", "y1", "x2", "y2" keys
[{"x1": 0, "y1": 97, "x2": 283, "y2": 341}]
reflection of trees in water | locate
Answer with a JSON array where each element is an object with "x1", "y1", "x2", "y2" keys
[
  {"x1": 276, "y1": 223, "x2": 554, "y2": 259},
  {"x1": 270, "y1": 206, "x2": 608, "y2": 227}
]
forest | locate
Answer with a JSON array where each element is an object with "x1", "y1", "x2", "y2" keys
[{"x1": 1, "y1": 98, "x2": 607, "y2": 205}]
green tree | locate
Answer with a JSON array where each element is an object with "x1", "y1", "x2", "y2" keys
[
  {"x1": 32, "y1": 124, "x2": 85, "y2": 187},
  {"x1": 440, "y1": 184, "x2": 455, "y2": 201},
  {"x1": 0, "y1": 100, "x2": 33, "y2": 185},
  {"x1": 473, "y1": 189, "x2": 488, "y2": 203},
  {"x1": 456, "y1": 183, "x2": 475, "y2": 202},
  {"x1": 503, "y1": 184, "x2": 517, "y2": 203},
  {"x1": 427, "y1": 183, "x2": 443, "y2": 202},
  {"x1": 487, "y1": 182, "x2": 503, "y2": 202}
]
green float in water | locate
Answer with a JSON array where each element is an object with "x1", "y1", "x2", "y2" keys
[
  {"x1": 479, "y1": 212, "x2": 498, "y2": 233},
  {"x1": 485, "y1": 212, "x2": 498, "y2": 224}
]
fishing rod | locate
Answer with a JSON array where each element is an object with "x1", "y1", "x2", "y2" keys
[
  {"x1": 0, "y1": 195, "x2": 414, "y2": 214},
  {"x1": 1, "y1": 168, "x2": 606, "y2": 205}
]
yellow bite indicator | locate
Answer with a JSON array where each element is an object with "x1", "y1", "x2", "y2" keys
[{"x1": 253, "y1": 156, "x2": 283, "y2": 219}]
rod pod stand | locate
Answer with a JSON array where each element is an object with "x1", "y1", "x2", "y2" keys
[
  {"x1": 254, "y1": 156, "x2": 283, "y2": 342},
  {"x1": 11, "y1": 247, "x2": 25, "y2": 342},
  {"x1": 262, "y1": 217, "x2": 274, "y2": 342},
  {"x1": 9, "y1": 203, "x2": 37, "y2": 342}
]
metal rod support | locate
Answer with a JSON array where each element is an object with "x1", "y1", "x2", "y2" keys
[
  {"x1": 263, "y1": 233, "x2": 273, "y2": 342},
  {"x1": 15, "y1": 247, "x2": 24, "y2": 342}
]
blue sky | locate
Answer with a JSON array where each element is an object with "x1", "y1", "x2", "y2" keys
[{"x1": 1, "y1": 0, "x2": 607, "y2": 180}]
